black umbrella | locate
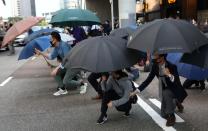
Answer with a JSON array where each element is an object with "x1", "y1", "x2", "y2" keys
[
  {"x1": 180, "y1": 43, "x2": 208, "y2": 69},
  {"x1": 110, "y1": 27, "x2": 136, "y2": 38},
  {"x1": 2, "y1": 0, "x2": 5, "y2": 5},
  {"x1": 63, "y1": 36, "x2": 141, "y2": 73},
  {"x1": 127, "y1": 19, "x2": 208, "y2": 54}
]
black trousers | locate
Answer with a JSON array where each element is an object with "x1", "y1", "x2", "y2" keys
[
  {"x1": 88, "y1": 73, "x2": 103, "y2": 96},
  {"x1": 183, "y1": 79, "x2": 205, "y2": 89},
  {"x1": 100, "y1": 90, "x2": 132, "y2": 116}
]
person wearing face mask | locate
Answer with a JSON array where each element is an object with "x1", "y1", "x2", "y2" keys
[
  {"x1": 130, "y1": 53, "x2": 187, "y2": 127},
  {"x1": 35, "y1": 31, "x2": 88, "y2": 96}
]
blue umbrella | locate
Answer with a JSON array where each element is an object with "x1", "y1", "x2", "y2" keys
[
  {"x1": 18, "y1": 36, "x2": 51, "y2": 60},
  {"x1": 167, "y1": 53, "x2": 208, "y2": 80},
  {"x1": 24, "y1": 28, "x2": 57, "y2": 44}
]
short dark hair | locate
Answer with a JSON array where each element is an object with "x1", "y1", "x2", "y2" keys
[
  {"x1": 114, "y1": 70, "x2": 128, "y2": 78},
  {"x1": 51, "y1": 31, "x2": 61, "y2": 41},
  {"x1": 159, "y1": 54, "x2": 167, "y2": 59}
]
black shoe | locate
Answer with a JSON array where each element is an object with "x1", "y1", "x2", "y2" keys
[
  {"x1": 176, "y1": 102, "x2": 184, "y2": 113},
  {"x1": 166, "y1": 114, "x2": 176, "y2": 127},
  {"x1": 199, "y1": 86, "x2": 205, "y2": 90},
  {"x1": 96, "y1": 114, "x2": 107, "y2": 124},
  {"x1": 123, "y1": 112, "x2": 130, "y2": 117}
]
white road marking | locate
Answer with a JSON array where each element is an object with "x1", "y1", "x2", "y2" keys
[
  {"x1": 149, "y1": 98, "x2": 185, "y2": 123},
  {"x1": 133, "y1": 81, "x2": 177, "y2": 131},
  {"x1": 31, "y1": 56, "x2": 36, "y2": 60},
  {"x1": 137, "y1": 96, "x2": 176, "y2": 131},
  {"x1": 133, "y1": 81, "x2": 139, "y2": 88},
  {"x1": 0, "y1": 77, "x2": 13, "y2": 86}
]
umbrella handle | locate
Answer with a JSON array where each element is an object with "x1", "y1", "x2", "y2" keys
[{"x1": 42, "y1": 56, "x2": 56, "y2": 68}]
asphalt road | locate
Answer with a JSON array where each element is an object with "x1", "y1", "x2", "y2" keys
[{"x1": 0, "y1": 47, "x2": 207, "y2": 131}]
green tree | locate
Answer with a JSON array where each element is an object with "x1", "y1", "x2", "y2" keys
[{"x1": 8, "y1": 17, "x2": 23, "y2": 24}]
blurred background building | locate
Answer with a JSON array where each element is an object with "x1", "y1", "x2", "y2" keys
[{"x1": 20, "y1": 0, "x2": 36, "y2": 17}]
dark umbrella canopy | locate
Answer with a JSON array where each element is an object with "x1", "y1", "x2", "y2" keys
[
  {"x1": 127, "y1": 19, "x2": 208, "y2": 54},
  {"x1": 110, "y1": 26, "x2": 137, "y2": 38},
  {"x1": 50, "y1": 9, "x2": 101, "y2": 26},
  {"x1": 64, "y1": 36, "x2": 141, "y2": 73},
  {"x1": 180, "y1": 44, "x2": 208, "y2": 69}
]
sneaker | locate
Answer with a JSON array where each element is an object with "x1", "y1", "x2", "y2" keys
[
  {"x1": 166, "y1": 114, "x2": 176, "y2": 127},
  {"x1": 53, "y1": 89, "x2": 68, "y2": 96},
  {"x1": 80, "y1": 83, "x2": 88, "y2": 94},
  {"x1": 96, "y1": 114, "x2": 108, "y2": 124}
]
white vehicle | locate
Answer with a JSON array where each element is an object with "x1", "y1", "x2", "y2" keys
[{"x1": 14, "y1": 32, "x2": 28, "y2": 46}]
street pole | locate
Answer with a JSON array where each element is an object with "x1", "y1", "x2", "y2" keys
[
  {"x1": 143, "y1": 0, "x2": 146, "y2": 22},
  {"x1": 110, "y1": 0, "x2": 114, "y2": 30}
]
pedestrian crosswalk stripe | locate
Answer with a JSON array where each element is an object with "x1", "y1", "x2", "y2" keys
[
  {"x1": 133, "y1": 81, "x2": 177, "y2": 131},
  {"x1": 0, "y1": 77, "x2": 13, "y2": 87},
  {"x1": 149, "y1": 98, "x2": 185, "y2": 123},
  {"x1": 137, "y1": 96, "x2": 177, "y2": 131}
]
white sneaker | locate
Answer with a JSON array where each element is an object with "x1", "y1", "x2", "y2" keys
[
  {"x1": 80, "y1": 83, "x2": 88, "y2": 94},
  {"x1": 53, "y1": 89, "x2": 68, "y2": 96}
]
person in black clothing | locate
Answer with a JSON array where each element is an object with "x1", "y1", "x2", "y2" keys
[
  {"x1": 88, "y1": 73, "x2": 109, "y2": 100},
  {"x1": 102, "y1": 20, "x2": 111, "y2": 35},
  {"x1": 183, "y1": 79, "x2": 205, "y2": 90},
  {"x1": 131, "y1": 53, "x2": 187, "y2": 126}
]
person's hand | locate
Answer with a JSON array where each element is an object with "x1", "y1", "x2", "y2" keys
[
  {"x1": 51, "y1": 67, "x2": 59, "y2": 76},
  {"x1": 145, "y1": 60, "x2": 150, "y2": 65},
  {"x1": 107, "y1": 101, "x2": 113, "y2": 108},
  {"x1": 35, "y1": 48, "x2": 41, "y2": 55},
  {"x1": 164, "y1": 68, "x2": 171, "y2": 76},
  {"x1": 130, "y1": 90, "x2": 139, "y2": 97}
]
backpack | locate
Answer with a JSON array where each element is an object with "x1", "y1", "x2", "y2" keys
[{"x1": 129, "y1": 81, "x2": 138, "y2": 104}]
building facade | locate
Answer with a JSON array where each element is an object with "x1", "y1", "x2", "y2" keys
[
  {"x1": 60, "y1": 0, "x2": 83, "y2": 9},
  {"x1": 10, "y1": 0, "x2": 20, "y2": 17},
  {"x1": 20, "y1": 0, "x2": 36, "y2": 17}
]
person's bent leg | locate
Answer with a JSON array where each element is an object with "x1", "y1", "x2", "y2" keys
[
  {"x1": 116, "y1": 101, "x2": 132, "y2": 116},
  {"x1": 54, "y1": 68, "x2": 66, "y2": 90},
  {"x1": 162, "y1": 89, "x2": 176, "y2": 126},
  {"x1": 97, "y1": 90, "x2": 118, "y2": 124},
  {"x1": 53, "y1": 68, "x2": 68, "y2": 96},
  {"x1": 63, "y1": 69, "x2": 83, "y2": 87},
  {"x1": 88, "y1": 73, "x2": 103, "y2": 99},
  {"x1": 63, "y1": 69, "x2": 88, "y2": 94}
]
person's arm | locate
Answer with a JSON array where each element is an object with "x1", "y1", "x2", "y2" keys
[
  {"x1": 164, "y1": 66, "x2": 175, "y2": 82},
  {"x1": 111, "y1": 81, "x2": 133, "y2": 107},
  {"x1": 130, "y1": 65, "x2": 156, "y2": 97},
  {"x1": 51, "y1": 65, "x2": 61, "y2": 76},
  {"x1": 35, "y1": 48, "x2": 50, "y2": 59}
]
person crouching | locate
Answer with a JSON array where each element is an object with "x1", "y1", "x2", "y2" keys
[{"x1": 97, "y1": 70, "x2": 133, "y2": 124}]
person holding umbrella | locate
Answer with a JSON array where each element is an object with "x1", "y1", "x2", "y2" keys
[
  {"x1": 130, "y1": 53, "x2": 187, "y2": 126},
  {"x1": 35, "y1": 31, "x2": 87, "y2": 96}
]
